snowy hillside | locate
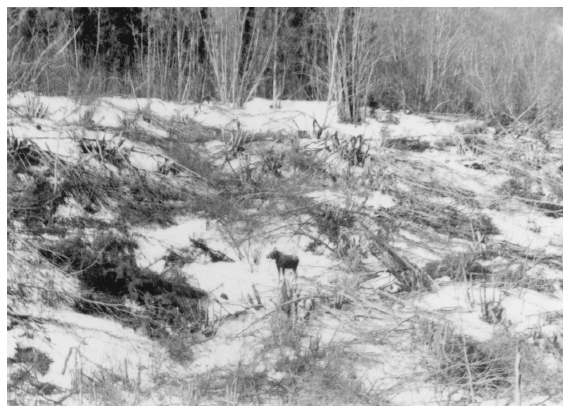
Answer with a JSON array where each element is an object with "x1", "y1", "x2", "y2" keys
[{"x1": 7, "y1": 92, "x2": 563, "y2": 405}]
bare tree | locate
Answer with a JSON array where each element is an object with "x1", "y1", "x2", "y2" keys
[{"x1": 201, "y1": 7, "x2": 281, "y2": 107}]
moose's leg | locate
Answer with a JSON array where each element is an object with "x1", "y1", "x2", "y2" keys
[{"x1": 291, "y1": 264, "x2": 298, "y2": 283}]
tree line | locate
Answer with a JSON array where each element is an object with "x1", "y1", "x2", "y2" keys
[{"x1": 7, "y1": 7, "x2": 562, "y2": 127}]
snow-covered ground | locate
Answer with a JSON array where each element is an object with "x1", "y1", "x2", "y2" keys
[{"x1": 7, "y1": 92, "x2": 563, "y2": 405}]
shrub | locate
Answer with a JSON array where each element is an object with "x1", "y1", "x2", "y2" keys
[
  {"x1": 167, "y1": 116, "x2": 222, "y2": 144},
  {"x1": 535, "y1": 202, "x2": 563, "y2": 219},
  {"x1": 8, "y1": 346, "x2": 53, "y2": 375},
  {"x1": 308, "y1": 204, "x2": 356, "y2": 245},
  {"x1": 497, "y1": 178, "x2": 562, "y2": 218},
  {"x1": 389, "y1": 198, "x2": 499, "y2": 240},
  {"x1": 424, "y1": 253, "x2": 490, "y2": 281},
  {"x1": 80, "y1": 106, "x2": 97, "y2": 128},
  {"x1": 286, "y1": 148, "x2": 327, "y2": 176},
  {"x1": 413, "y1": 321, "x2": 512, "y2": 395},
  {"x1": 39, "y1": 232, "x2": 208, "y2": 335},
  {"x1": 22, "y1": 93, "x2": 49, "y2": 120},
  {"x1": 273, "y1": 345, "x2": 382, "y2": 405},
  {"x1": 161, "y1": 327, "x2": 197, "y2": 366},
  {"x1": 497, "y1": 178, "x2": 541, "y2": 200},
  {"x1": 260, "y1": 149, "x2": 285, "y2": 177},
  {"x1": 162, "y1": 139, "x2": 216, "y2": 179},
  {"x1": 8, "y1": 136, "x2": 43, "y2": 169},
  {"x1": 11, "y1": 146, "x2": 194, "y2": 229},
  {"x1": 463, "y1": 135, "x2": 487, "y2": 147},
  {"x1": 377, "y1": 89, "x2": 400, "y2": 112},
  {"x1": 455, "y1": 122, "x2": 487, "y2": 135},
  {"x1": 433, "y1": 137, "x2": 455, "y2": 151},
  {"x1": 384, "y1": 137, "x2": 430, "y2": 152},
  {"x1": 8, "y1": 172, "x2": 64, "y2": 228},
  {"x1": 8, "y1": 346, "x2": 61, "y2": 405}
]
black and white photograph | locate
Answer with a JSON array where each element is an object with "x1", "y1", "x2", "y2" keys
[{"x1": 6, "y1": 4, "x2": 564, "y2": 406}]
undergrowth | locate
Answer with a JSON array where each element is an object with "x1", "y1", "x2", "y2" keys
[
  {"x1": 8, "y1": 149, "x2": 191, "y2": 229},
  {"x1": 384, "y1": 137, "x2": 431, "y2": 152},
  {"x1": 39, "y1": 231, "x2": 207, "y2": 337},
  {"x1": 7, "y1": 98, "x2": 563, "y2": 406},
  {"x1": 413, "y1": 321, "x2": 512, "y2": 398},
  {"x1": 389, "y1": 196, "x2": 499, "y2": 240},
  {"x1": 8, "y1": 346, "x2": 61, "y2": 406},
  {"x1": 498, "y1": 178, "x2": 562, "y2": 218},
  {"x1": 424, "y1": 253, "x2": 490, "y2": 281},
  {"x1": 413, "y1": 319, "x2": 562, "y2": 403},
  {"x1": 498, "y1": 177, "x2": 542, "y2": 200}
]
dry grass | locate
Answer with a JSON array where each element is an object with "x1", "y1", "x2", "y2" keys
[
  {"x1": 412, "y1": 321, "x2": 512, "y2": 399},
  {"x1": 410, "y1": 318, "x2": 562, "y2": 404},
  {"x1": 388, "y1": 197, "x2": 499, "y2": 241},
  {"x1": 7, "y1": 97, "x2": 563, "y2": 405}
]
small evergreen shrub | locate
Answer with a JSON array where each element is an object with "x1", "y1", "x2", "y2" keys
[
  {"x1": 455, "y1": 122, "x2": 487, "y2": 135},
  {"x1": 497, "y1": 177, "x2": 541, "y2": 200},
  {"x1": 39, "y1": 232, "x2": 208, "y2": 335},
  {"x1": 424, "y1": 253, "x2": 490, "y2": 281},
  {"x1": 384, "y1": 137, "x2": 430, "y2": 152},
  {"x1": 308, "y1": 204, "x2": 356, "y2": 245},
  {"x1": 8, "y1": 346, "x2": 53, "y2": 375}
]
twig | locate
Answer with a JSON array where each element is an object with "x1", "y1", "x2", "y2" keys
[
  {"x1": 251, "y1": 284, "x2": 263, "y2": 306},
  {"x1": 514, "y1": 341, "x2": 522, "y2": 405},
  {"x1": 462, "y1": 333, "x2": 476, "y2": 404},
  {"x1": 61, "y1": 347, "x2": 75, "y2": 375}
]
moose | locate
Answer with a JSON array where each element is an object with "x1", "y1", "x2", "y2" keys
[{"x1": 266, "y1": 248, "x2": 299, "y2": 282}]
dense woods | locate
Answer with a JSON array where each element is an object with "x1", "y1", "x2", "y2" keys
[{"x1": 7, "y1": 7, "x2": 562, "y2": 128}]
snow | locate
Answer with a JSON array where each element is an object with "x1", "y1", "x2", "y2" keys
[
  {"x1": 414, "y1": 284, "x2": 563, "y2": 341},
  {"x1": 128, "y1": 151, "x2": 162, "y2": 172},
  {"x1": 365, "y1": 191, "x2": 397, "y2": 209},
  {"x1": 304, "y1": 188, "x2": 396, "y2": 211},
  {"x1": 7, "y1": 92, "x2": 563, "y2": 405},
  {"x1": 360, "y1": 272, "x2": 398, "y2": 290},
  {"x1": 305, "y1": 189, "x2": 348, "y2": 207},
  {"x1": 7, "y1": 303, "x2": 160, "y2": 390},
  {"x1": 486, "y1": 209, "x2": 563, "y2": 253},
  {"x1": 133, "y1": 214, "x2": 343, "y2": 323},
  {"x1": 389, "y1": 387, "x2": 465, "y2": 405},
  {"x1": 189, "y1": 312, "x2": 268, "y2": 373},
  {"x1": 135, "y1": 118, "x2": 170, "y2": 138},
  {"x1": 53, "y1": 197, "x2": 83, "y2": 219},
  {"x1": 499, "y1": 288, "x2": 563, "y2": 332}
]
